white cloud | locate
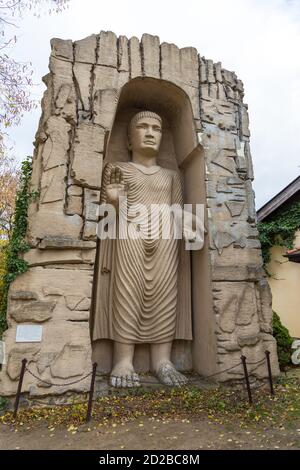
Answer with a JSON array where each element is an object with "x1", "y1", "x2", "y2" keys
[{"x1": 6, "y1": 0, "x2": 300, "y2": 208}]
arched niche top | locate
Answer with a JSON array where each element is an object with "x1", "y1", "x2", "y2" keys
[{"x1": 106, "y1": 77, "x2": 199, "y2": 169}]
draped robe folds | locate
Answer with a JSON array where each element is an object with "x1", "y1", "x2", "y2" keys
[{"x1": 92, "y1": 161, "x2": 192, "y2": 344}]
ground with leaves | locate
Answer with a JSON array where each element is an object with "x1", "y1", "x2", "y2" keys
[{"x1": 0, "y1": 370, "x2": 299, "y2": 450}]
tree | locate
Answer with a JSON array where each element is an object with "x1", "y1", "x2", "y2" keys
[
  {"x1": 0, "y1": 1, "x2": 70, "y2": 152},
  {"x1": 0, "y1": 151, "x2": 19, "y2": 239}
]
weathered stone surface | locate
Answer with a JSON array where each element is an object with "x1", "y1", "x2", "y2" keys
[
  {"x1": 129, "y1": 36, "x2": 142, "y2": 78},
  {"x1": 214, "y1": 62, "x2": 222, "y2": 82},
  {"x1": 65, "y1": 295, "x2": 84, "y2": 310},
  {"x1": 37, "y1": 352, "x2": 57, "y2": 375},
  {"x1": 237, "y1": 334, "x2": 259, "y2": 347},
  {"x1": 23, "y1": 248, "x2": 94, "y2": 267},
  {"x1": 73, "y1": 62, "x2": 93, "y2": 111},
  {"x1": 11, "y1": 267, "x2": 93, "y2": 300},
  {"x1": 9, "y1": 291, "x2": 38, "y2": 301},
  {"x1": 214, "y1": 282, "x2": 257, "y2": 333},
  {"x1": 10, "y1": 300, "x2": 56, "y2": 323},
  {"x1": 49, "y1": 56, "x2": 76, "y2": 122},
  {"x1": 211, "y1": 265, "x2": 265, "y2": 282},
  {"x1": 211, "y1": 221, "x2": 259, "y2": 254},
  {"x1": 244, "y1": 141, "x2": 254, "y2": 180},
  {"x1": 161, "y1": 42, "x2": 180, "y2": 83},
  {"x1": 84, "y1": 188, "x2": 100, "y2": 221},
  {"x1": 225, "y1": 201, "x2": 245, "y2": 217},
  {"x1": 93, "y1": 64, "x2": 128, "y2": 92},
  {"x1": 212, "y1": 231, "x2": 236, "y2": 255},
  {"x1": 74, "y1": 34, "x2": 97, "y2": 63},
  {"x1": 118, "y1": 35, "x2": 129, "y2": 72},
  {"x1": 245, "y1": 180, "x2": 257, "y2": 223},
  {"x1": 97, "y1": 31, "x2": 117, "y2": 67},
  {"x1": 222, "y1": 69, "x2": 237, "y2": 88},
  {"x1": 65, "y1": 295, "x2": 90, "y2": 311},
  {"x1": 66, "y1": 195, "x2": 82, "y2": 216},
  {"x1": 181, "y1": 48, "x2": 199, "y2": 88},
  {"x1": 141, "y1": 34, "x2": 160, "y2": 78},
  {"x1": 160, "y1": 43, "x2": 200, "y2": 119},
  {"x1": 241, "y1": 105, "x2": 250, "y2": 137},
  {"x1": 199, "y1": 57, "x2": 207, "y2": 83},
  {"x1": 257, "y1": 279, "x2": 273, "y2": 326},
  {"x1": 52, "y1": 304, "x2": 90, "y2": 321},
  {"x1": 39, "y1": 237, "x2": 96, "y2": 250},
  {"x1": 28, "y1": 212, "x2": 83, "y2": 243},
  {"x1": 83, "y1": 221, "x2": 97, "y2": 241},
  {"x1": 42, "y1": 116, "x2": 71, "y2": 171},
  {"x1": 55, "y1": 83, "x2": 73, "y2": 110},
  {"x1": 206, "y1": 59, "x2": 215, "y2": 83},
  {"x1": 5, "y1": 271, "x2": 94, "y2": 337},
  {"x1": 201, "y1": 99, "x2": 236, "y2": 131},
  {"x1": 210, "y1": 149, "x2": 237, "y2": 176},
  {"x1": 51, "y1": 343, "x2": 90, "y2": 379},
  {"x1": 72, "y1": 123, "x2": 104, "y2": 187},
  {"x1": 51, "y1": 38, "x2": 73, "y2": 61},
  {"x1": 220, "y1": 341, "x2": 241, "y2": 352},
  {"x1": 211, "y1": 244, "x2": 263, "y2": 269},
  {"x1": 7, "y1": 347, "x2": 40, "y2": 381},
  {"x1": 235, "y1": 140, "x2": 247, "y2": 177},
  {"x1": 67, "y1": 185, "x2": 83, "y2": 196},
  {"x1": 93, "y1": 88, "x2": 118, "y2": 129},
  {"x1": 5, "y1": 321, "x2": 93, "y2": 394},
  {"x1": 40, "y1": 165, "x2": 66, "y2": 205}
]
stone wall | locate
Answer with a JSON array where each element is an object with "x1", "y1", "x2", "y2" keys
[{"x1": 0, "y1": 31, "x2": 279, "y2": 396}]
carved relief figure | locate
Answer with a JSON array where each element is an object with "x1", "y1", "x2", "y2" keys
[{"x1": 92, "y1": 111, "x2": 203, "y2": 387}]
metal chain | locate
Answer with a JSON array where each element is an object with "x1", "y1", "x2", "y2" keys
[
  {"x1": 24, "y1": 355, "x2": 268, "y2": 388},
  {"x1": 246, "y1": 357, "x2": 266, "y2": 365},
  {"x1": 25, "y1": 367, "x2": 92, "y2": 387},
  {"x1": 95, "y1": 355, "x2": 268, "y2": 384}
]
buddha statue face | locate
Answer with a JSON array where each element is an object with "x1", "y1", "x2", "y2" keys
[{"x1": 128, "y1": 111, "x2": 162, "y2": 157}]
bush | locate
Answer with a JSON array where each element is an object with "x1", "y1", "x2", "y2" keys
[
  {"x1": 0, "y1": 157, "x2": 35, "y2": 338},
  {"x1": 273, "y1": 311, "x2": 293, "y2": 370}
]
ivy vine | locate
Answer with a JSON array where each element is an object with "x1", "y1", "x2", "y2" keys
[
  {"x1": 258, "y1": 201, "x2": 300, "y2": 267},
  {"x1": 0, "y1": 157, "x2": 36, "y2": 338}
]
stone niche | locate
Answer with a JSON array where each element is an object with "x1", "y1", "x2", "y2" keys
[{"x1": 0, "y1": 31, "x2": 279, "y2": 397}]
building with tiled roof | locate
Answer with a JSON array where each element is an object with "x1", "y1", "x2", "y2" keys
[{"x1": 257, "y1": 176, "x2": 300, "y2": 338}]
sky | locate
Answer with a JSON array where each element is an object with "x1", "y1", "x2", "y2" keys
[{"x1": 4, "y1": 0, "x2": 300, "y2": 209}]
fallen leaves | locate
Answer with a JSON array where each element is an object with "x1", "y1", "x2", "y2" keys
[{"x1": 0, "y1": 374, "x2": 299, "y2": 442}]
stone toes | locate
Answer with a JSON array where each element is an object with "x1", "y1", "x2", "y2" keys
[
  {"x1": 125, "y1": 375, "x2": 134, "y2": 388},
  {"x1": 110, "y1": 371, "x2": 140, "y2": 388},
  {"x1": 110, "y1": 376, "x2": 118, "y2": 387},
  {"x1": 132, "y1": 373, "x2": 140, "y2": 387},
  {"x1": 126, "y1": 375, "x2": 137, "y2": 388},
  {"x1": 117, "y1": 376, "x2": 123, "y2": 388},
  {"x1": 164, "y1": 372, "x2": 174, "y2": 386}
]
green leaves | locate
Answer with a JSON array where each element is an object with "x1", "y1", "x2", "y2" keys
[
  {"x1": 273, "y1": 312, "x2": 293, "y2": 370},
  {"x1": 258, "y1": 202, "x2": 300, "y2": 267},
  {"x1": 0, "y1": 156, "x2": 35, "y2": 337}
]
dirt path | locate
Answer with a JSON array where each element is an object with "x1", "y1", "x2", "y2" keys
[{"x1": 1, "y1": 416, "x2": 300, "y2": 450}]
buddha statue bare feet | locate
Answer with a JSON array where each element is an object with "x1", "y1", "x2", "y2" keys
[
  {"x1": 110, "y1": 361, "x2": 140, "y2": 388},
  {"x1": 155, "y1": 360, "x2": 188, "y2": 386}
]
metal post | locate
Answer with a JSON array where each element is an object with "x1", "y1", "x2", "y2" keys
[
  {"x1": 13, "y1": 358, "x2": 27, "y2": 419},
  {"x1": 86, "y1": 362, "x2": 97, "y2": 423},
  {"x1": 241, "y1": 355, "x2": 253, "y2": 405},
  {"x1": 265, "y1": 350, "x2": 275, "y2": 396}
]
